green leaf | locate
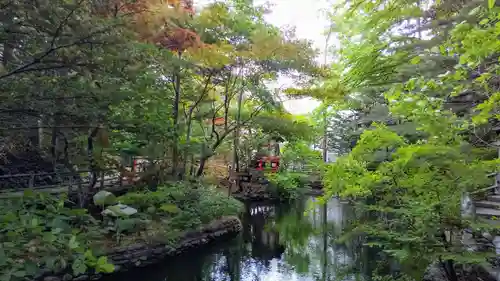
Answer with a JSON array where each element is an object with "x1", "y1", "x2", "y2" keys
[
  {"x1": 23, "y1": 189, "x2": 35, "y2": 198},
  {"x1": 439, "y1": 45, "x2": 446, "y2": 55},
  {"x1": 45, "y1": 257, "x2": 58, "y2": 270},
  {"x1": 72, "y1": 258, "x2": 88, "y2": 275},
  {"x1": 84, "y1": 250, "x2": 97, "y2": 265},
  {"x1": 97, "y1": 256, "x2": 108, "y2": 266},
  {"x1": 410, "y1": 56, "x2": 421, "y2": 65},
  {"x1": 24, "y1": 261, "x2": 39, "y2": 276},
  {"x1": 68, "y1": 236, "x2": 80, "y2": 250},
  {"x1": 95, "y1": 257, "x2": 115, "y2": 273},
  {"x1": 97, "y1": 263, "x2": 115, "y2": 273},
  {"x1": 488, "y1": 0, "x2": 495, "y2": 9},
  {"x1": 480, "y1": 18, "x2": 489, "y2": 25},
  {"x1": 12, "y1": 271, "x2": 26, "y2": 278},
  {"x1": 459, "y1": 55, "x2": 468, "y2": 65},
  {"x1": 116, "y1": 218, "x2": 137, "y2": 232},
  {"x1": 159, "y1": 204, "x2": 180, "y2": 213},
  {"x1": 0, "y1": 248, "x2": 6, "y2": 267},
  {"x1": 43, "y1": 232, "x2": 57, "y2": 243},
  {"x1": 1, "y1": 273, "x2": 12, "y2": 281}
]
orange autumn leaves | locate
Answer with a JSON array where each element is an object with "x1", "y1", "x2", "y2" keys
[
  {"x1": 153, "y1": 26, "x2": 201, "y2": 52},
  {"x1": 132, "y1": 0, "x2": 200, "y2": 52},
  {"x1": 96, "y1": 0, "x2": 200, "y2": 52}
]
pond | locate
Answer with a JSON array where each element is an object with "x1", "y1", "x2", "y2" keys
[{"x1": 102, "y1": 196, "x2": 377, "y2": 281}]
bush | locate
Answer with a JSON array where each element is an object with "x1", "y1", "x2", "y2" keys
[
  {"x1": 0, "y1": 182, "x2": 243, "y2": 280},
  {"x1": 118, "y1": 182, "x2": 243, "y2": 230},
  {"x1": 0, "y1": 191, "x2": 113, "y2": 281},
  {"x1": 266, "y1": 172, "x2": 308, "y2": 200}
]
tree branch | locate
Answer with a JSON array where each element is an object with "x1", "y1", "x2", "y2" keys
[{"x1": 0, "y1": 25, "x2": 112, "y2": 80}]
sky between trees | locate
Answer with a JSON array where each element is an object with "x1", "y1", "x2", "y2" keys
[{"x1": 198, "y1": 0, "x2": 334, "y2": 115}]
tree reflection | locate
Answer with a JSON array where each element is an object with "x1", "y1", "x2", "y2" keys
[
  {"x1": 101, "y1": 197, "x2": 374, "y2": 281},
  {"x1": 270, "y1": 197, "x2": 364, "y2": 281}
]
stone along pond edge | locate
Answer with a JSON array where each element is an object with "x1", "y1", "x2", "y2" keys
[{"x1": 39, "y1": 216, "x2": 243, "y2": 281}]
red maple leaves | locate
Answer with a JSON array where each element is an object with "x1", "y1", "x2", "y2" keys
[
  {"x1": 153, "y1": 27, "x2": 201, "y2": 52},
  {"x1": 112, "y1": 0, "x2": 201, "y2": 52}
]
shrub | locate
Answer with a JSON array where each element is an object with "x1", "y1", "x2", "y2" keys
[
  {"x1": 0, "y1": 191, "x2": 113, "y2": 281},
  {"x1": 118, "y1": 181, "x2": 243, "y2": 230},
  {"x1": 266, "y1": 172, "x2": 308, "y2": 200}
]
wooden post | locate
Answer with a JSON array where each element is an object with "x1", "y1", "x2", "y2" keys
[{"x1": 28, "y1": 173, "x2": 34, "y2": 188}]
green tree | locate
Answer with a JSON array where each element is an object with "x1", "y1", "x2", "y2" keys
[{"x1": 322, "y1": 2, "x2": 500, "y2": 280}]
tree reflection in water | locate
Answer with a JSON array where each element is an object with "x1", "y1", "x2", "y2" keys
[{"x1": 101, "y1": 196, "x2": 374, "y2": 281}]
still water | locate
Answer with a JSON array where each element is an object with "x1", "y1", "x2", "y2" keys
[{"x1": 105, "y1": 197, "x2": 375, "y2": 281}]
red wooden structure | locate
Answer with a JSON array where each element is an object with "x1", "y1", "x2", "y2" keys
[
  {"x1": 205, "y1": 117, "x2": 226, "y2": 126},
  {"x1": 255, "y1": 155, "x2": 280, "y2": 173}
]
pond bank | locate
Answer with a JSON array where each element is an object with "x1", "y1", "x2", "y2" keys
[{"x1": 40, "y1": 216, "x2": 242, "y2": 281}]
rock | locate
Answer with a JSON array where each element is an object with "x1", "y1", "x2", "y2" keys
[
  {"x1": 483, "y1": 232, "x2": 494, "y2": 241},
  {"x1": 102, "y1": 204, "x2": 137, "y2": 217},
  {"x1": 62, "y1": 274, "x2": 73, "y2": 281},
  {"x1": 423, "y1": 263, "x2": 447, "y2": 281},
  {"x1": 89, "y1": 274, "x2": 102, "y2": 280},
  {"x1": 93, "y1": 191, "x2": 117, "y2": 206},
  {"x1": 73, "y1": 275, "x2": 89, "y2": 281},
  {"x1": 44, "y1": 277, "x2": 61, "y2": 281}
]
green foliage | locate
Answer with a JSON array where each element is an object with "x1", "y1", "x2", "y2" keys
[
  {"x1": 0, "y1": 191, "x2": 113, "y2": 281},
  {"x1": 251, "y1": 113, "x2": 317, "y2": 143},
  {"x1": 318, "y1": 1, "x2": 500, "y2": 279},
  {"x1": 280, "y1": 141, "x2": 323, "y2": 172},
  {"x1": 118, "y1": 182, "x2": 243, "y2": 230},
  {"x1": 0, "y1": 182, "x2": 243, "y2": 280},
  {"x1": 267, "y1": 172, "x2": 309, "y2": 200},
  {"x1": 325, "y1": 124, "x2": 499, "y2": 275}
]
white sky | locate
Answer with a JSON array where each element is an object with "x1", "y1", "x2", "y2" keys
[
  {"x1": 256, "y1": 0, "x2": 331, "y2": 115},
  {"x1": 197, "y1": 0, "x2": 333, "y2": 115}
]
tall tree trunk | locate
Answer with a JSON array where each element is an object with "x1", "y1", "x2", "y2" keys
[
  {"x1": 189, "y1": 153, "x2": 195, "y2": 176},
  {"x1": 196, "y1": 156, "x2": 208, "y2": 177},
  {"x1": 232, "y1": 131, "x2": 239, "y2": 172},
  {"x1": 182, "y1": 117, "x2": 193, "y2": 178},
  {"x1": 232, "y1": 89, "x2": 244, "y2": 192},
  {"x1": 322, "y1": 110, "x2": 328, "y2": 162},
  {"x1": 84, "y1": 126, "x2": 100, "y2": 206},
  {"x1": 171, "y1": 51, "x2": 182, "y2": 177},
  {"x1": 246, "y1": 129, "x2": 253, "y2": 169},
  {"x1": 2, "y1": 10, "x2": 15, "y2": 70},
  {"x1": 322, "y1": 30, "x2": 332, "y2": 163},
  {"x1": 232, "y1": 89, "x2": 244, "y2": 172}
]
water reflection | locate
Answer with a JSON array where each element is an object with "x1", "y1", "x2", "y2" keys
[{"x1": 103, "y1": 197, "x2": 368, "y2": 281}]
